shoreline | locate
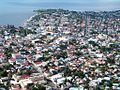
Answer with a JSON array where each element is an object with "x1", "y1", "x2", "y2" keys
[
  {"x1": 0, "y1": 9, "x2": 120, "y2": 27},
  {"x1": 23, "y1": 13, "x2": 37, "y2": 27},
  {"x1": 0, "y1": 12, "x2": 34, "y2": 27}
]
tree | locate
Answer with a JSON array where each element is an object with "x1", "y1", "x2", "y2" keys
[
  {"x1": 4, "y1": 64, "x2": 14, "y2": 70},
  {"x1": 88, "y1": 41, "x2": 99, "y2": 47},
  {"x1": 28, "y1": 44, "x2": 35, "y2": 48},
  {"x1": 106, "y1": 57, "x2": 115, "y2": 64},
  {"x1": 109, "y1": 43, "x2": 119, "y2": 49},
  {"x1": 30, "y1": 84, "x2": 46, "y2": 90},
  {"x1": 79, "y1": 45, "x2": 88, "y2": 49},
  {"x1": 59, "y1": 44, "x2": 67, "y2": 50},
  {"x1": 18, "y1": 29, "x2": 35, "y2": 37},
  {"x1": 73, "y1": 71, "x2": 85, "y2": 79},
  {"x1": 73, "y1": 51, "x2": 83, "y2": 57},
  {"x1": 0, "y1": 70, "x2": 8, "y2": 77},
  {"x1": 100, "y1": 46, "x2": 111, "y2": 54},
  {"x1": 10, "y1": 28, "x2": 17, "y2": 35},
  {"x1": 64, "y1": 67, "x2": 72, "y2": 76},
  {"x1": 0, "y1": 83, "x2": 8, "y2": 90},
  {"x1": 90, "y1": 30, "x2": 99, "y2": 34},
  {"x1": 56, "y1": 51, "x2": 68, "y2": 59},
  {"x1": 4, "y1": 47, "x2": 13, "y2": 59}
]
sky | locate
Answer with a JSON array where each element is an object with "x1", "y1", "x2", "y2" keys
[{"x1": 0, "y1": 0, "x2": 120, "y2": 13}]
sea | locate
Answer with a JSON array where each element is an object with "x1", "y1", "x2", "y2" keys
[{"x1": 0, "y1": 0, "x2": 120, "y2": 26}]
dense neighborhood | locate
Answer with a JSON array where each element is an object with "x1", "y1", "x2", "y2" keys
[{"x1": 0, "y1": 9, "x2": 120, "y2": 90}]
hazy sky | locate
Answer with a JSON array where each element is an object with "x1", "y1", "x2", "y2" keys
[
  {"x1": 4, "y1": 0, "x2": 120, "y2": 3},
  {"x1": 6, "y1": 0, "x2": 120, "y2": 4},
  {"x1": 1, "y1": 0, "x2": 120, "y2": 12}
]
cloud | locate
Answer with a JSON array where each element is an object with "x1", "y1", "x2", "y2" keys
[{"x1": 7, "y1": 0, "x2": 120, "y2": 11}]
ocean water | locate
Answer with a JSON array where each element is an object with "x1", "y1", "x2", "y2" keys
[{"x1": 0, "y1": 0, "x2": 120, "y2": 26}]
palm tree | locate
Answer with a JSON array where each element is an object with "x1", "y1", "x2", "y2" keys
[
  {"x1": 30, "y1": 83, "x2": 46, "y2": 90},
  {"x1": 0, "y1": 83, "x2": 8, "y2": 90},
  {"x1": 4, "y1": 47, "x2": 13, "y2": 59}
]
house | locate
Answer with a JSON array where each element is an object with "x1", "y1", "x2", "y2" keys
[
  {"x1": 49, "y1": 74, "x2": 62, "y2": 84},
  {"x1": 19, "y1": 79, "x2": 32, "y2": 88}
]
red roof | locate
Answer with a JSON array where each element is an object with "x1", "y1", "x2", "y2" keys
[
  {"x1": 55, "y1": 67, "x2": 59, "y2": 70},
  {"x1": 34, "y1": 61, "x2": 42, "y2": 64},
  {"x1": 12, "y1": 36, "x2": 16, "y2": 38},
  {"x1": 27, "y1": 55, "x2": 32, "y2": 58},
  {"x1": 22, "y1": 62, "x2": 32, "y2": 66},
  {"x1": 13, "y1": 88, "x2": 20, "y2": 90},
  {"x1": 12, "y1": 85, "x2": 20, "y2": 90},
  {"x1": 10, "y1": 58, "x2": 16, "y2": 61},
  {"x1": 21, "y1": 74, "x2": 30, "y2": 79},
  {"x1": 0, "y1": 54, "x2": 5, "y2": 57}
]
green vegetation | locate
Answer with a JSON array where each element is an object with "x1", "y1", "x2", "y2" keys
[
  {"x1": 88, "y1": 41, "x2": 99, "y2": 47},
  {"x1": 55, "y1": 51, "x2": 68, "y2": 59},
  {"x1": 4, "y1": 47, "x2": 13, "y2": 59},
  {"x1": 63, "y1": 67, "x2": 85, "y2": 78},
  {"x1": 0, "y1": 68, "x2": 8, "y2": 77},
  {"x1": 19, "y1": 69, "x2": 33, "y2": 75},
  {"x1": 28, "y1": 83, "x2": 46, "y2": 90},
  {"x1": 18, "y1": 29, "x2": 36, "y2": 37},
  {"x1": 0, "y1": 83, "x2": 8, "y2": 90}
]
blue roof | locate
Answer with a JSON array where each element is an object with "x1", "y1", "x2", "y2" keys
[
  {"x1": 117, "y1": 87, "x2": 120, "y2": 90},
  {"x1": 16, "y1": 55, "x2": 24, "y2": 59},
  {"x1": 113, "y1": 83, "x2": 119, "y2": 86},
  {"x1": 69, "y1": 87, "x2": 78, "y2": 90},
  {"x1": 116, "y1": 77, "x2": 120, "y2": 80}
]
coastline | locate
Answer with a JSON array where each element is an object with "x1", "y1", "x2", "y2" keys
[
  {"x1": 23, "y1": 13, "x2": 37, "y2": 27},
  {"x1": 0, "y1": 12, "x2": 33, "y2": 27},
  {"x1": 0, "y1": 8, "x2": 120, "y2": 27}
]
